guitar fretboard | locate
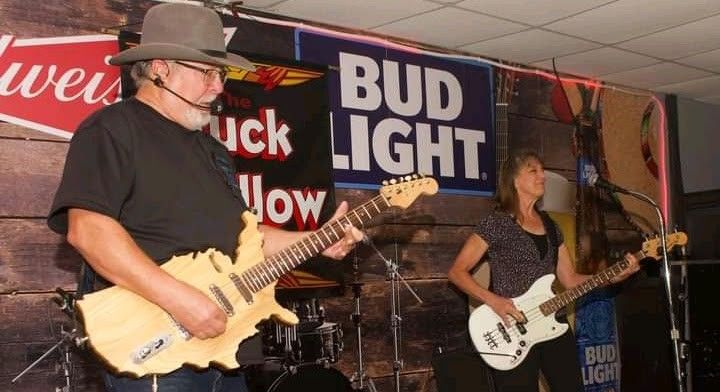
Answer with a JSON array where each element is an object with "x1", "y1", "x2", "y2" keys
[
  {"x1": 538, "y1": 249, "x2": 645, "y2": 315},
  {"x1": 239, "y1": 195, "x2": 390, "y2": 293}
]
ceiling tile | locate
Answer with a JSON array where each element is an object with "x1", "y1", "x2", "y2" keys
[
  {"x1": 545, "y1": 0, "x2": 720, "y2": 44},
  {"x1": 532, "y1": 47, "x2": 659, "y2": 78},
  {"x1": 271, "y1": 0, "x2": 442, "y2": 29},
  {"x1": 373, "y1": 7, "x2": 526, "y2": 48},
  {"x1": 618, "y1": 14, "x2": 720, "y2": 59},
  {"x1": 654, "y1": 76, "x2": 720, "y2": 97},
  {"x1": 460, "y1": 29, "x2": 601, "y2": 63},
  {"x1": 457, "y1": 0, "x2": 612, "y2": 25},
  {"x1": 696, "y1": 95, "x2": 720, "y2": 105},
  {"x1": 677, "y1": 49, "x2": 720, "y2": 72},
  {"x1": 600, "y1": 62, "x2": 712, "y2": 88}
]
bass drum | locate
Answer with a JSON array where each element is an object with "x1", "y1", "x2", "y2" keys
[{"x1": 268, "y1": 364, "x2": 353, "y2": 392}]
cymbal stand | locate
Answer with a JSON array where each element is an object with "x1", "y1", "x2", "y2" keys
[
  {"x1": 363, "y1": 236, "x2": 423, "y2": 392},
  {"x1": 349, "y1": 250, "x2": 376, "y2": 392},
  {"x1": 11, "y1": 289, "x2": 87, "y2": 390}
]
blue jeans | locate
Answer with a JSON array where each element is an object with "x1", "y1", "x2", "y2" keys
[{"x1": 102, "y1": 366, "x2": 249, "y2": 392}]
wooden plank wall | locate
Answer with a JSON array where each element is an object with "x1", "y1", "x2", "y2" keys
[{"x1": 1, "y1": 2, "x2": 643, "y2": 391}]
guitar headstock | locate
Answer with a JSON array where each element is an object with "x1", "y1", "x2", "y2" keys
[
  {"x1": 380, "y1": 174, "x2": 438, "y2": 209},
  {"x1": 641, "y1": 232, "x2": 688, "y2": 260},
  {"x1": 495, "y1": 65, "x2": 518, "y2": 106}
]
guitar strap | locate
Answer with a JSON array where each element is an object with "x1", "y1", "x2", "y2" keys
[
  {"x1": 198, "y1": 131, "x2": 249, "y2": 209},
  {"x1": 538, "y1": 210, "x2": 560, "y2": 266}
]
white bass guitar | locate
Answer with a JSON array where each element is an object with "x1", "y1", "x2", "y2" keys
[{"x1": 469, "y1": 232, "x2": 687, "y2": 370}]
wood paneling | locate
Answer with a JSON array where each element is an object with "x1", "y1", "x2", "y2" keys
[
  {"x1": 0, "y1": 123, "x2": 69, "y2": 141},
  {"x1": 0, "y1": 219, "x2": 81, "y2": 293},
  {"x1": 0, "y1": 139, "x2": 67, "y2": 217},
  {"x1": 320, "y1": 280, "x2": 468, "y2": 377},
  {"x1": 509, "y1": 115, "x2": 575, "y2": 172},
  {"x1": 509, "y1": 75, "x2": 561, "y2": 122},
  {"x1": 336, "y1": 188, "x2": 495, "y2": 226}
]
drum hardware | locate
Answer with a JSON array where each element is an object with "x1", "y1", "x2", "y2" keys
[
  {"x1": 360, "y1": 235, "x2": 423, "y2": 392},
  {"x1": 263, "y1": 298, "x2": 343, "y2": 365},
  {"x1": 12, "y1": 288, "x2": 88, "y2": 391},
  {"x1": 265, "y1": 363, "x2": 353, "y2": 392},
  {"x1": 348, "y1": 249, "x2": 376, "y2": 392}
]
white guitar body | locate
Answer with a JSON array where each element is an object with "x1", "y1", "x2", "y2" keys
[{"x1": 468, "y1": 274, "x2": 568, "y2": 371}]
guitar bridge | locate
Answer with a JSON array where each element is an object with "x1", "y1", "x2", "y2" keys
[{"x1": 132, "y1": 334, "x2": 172, "y2": 364}]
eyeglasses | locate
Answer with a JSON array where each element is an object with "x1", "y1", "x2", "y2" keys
[{"x1": 172, "y1": 61, "x2": 228, "y2": 85}]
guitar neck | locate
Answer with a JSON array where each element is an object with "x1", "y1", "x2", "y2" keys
[
  {"x1": 539, "y1": 249, "x2": 645, "y2": 315},
  {"x1": 496, "y1": 102, "x2": 508, "y2": 187},
  {"x1": 241, "y1": 194, "x2": 391, "y2": 293}
]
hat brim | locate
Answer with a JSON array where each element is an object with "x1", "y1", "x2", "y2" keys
[{"x1": 109, "y1": 43, "x2": 256, "y2": 72}]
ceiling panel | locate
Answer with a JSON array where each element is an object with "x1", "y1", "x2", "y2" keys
[
  {"x1": 677, "y1": 49, "x2": 720, "y2": 72},
  {"x1": 655, "y1": 75, "x2": 720, "y2": 97},
  {"x1": 532, "y1": 47, "x2": 659, "y2": 78},
  {"x1": 600, "y1": 62, "x2": 712, "y2": 88},
  {"x1": 618, "y1": 14, "x2": 720, "y2": 60},
  {"x1": 545, "y1": 0, "x2": 720, "y2": 44},
  {"x1": 460, "y1": 29, "x2": 601, "y2": 63},
  {"x1": 270, "y1": 0, "x2": 442, "y2": 29},
  {"x1": 373, "y1": 7, "x2": 526, "y2": 48},
  {"x1": 236, "y1": 0, "x2": 720, "y2": 104},
  {"x1": 696, "y1": 95, "x2": 720, "y2": 105},
  {"x1": 456, "y1": 0, "x2": 612, "y2": 26}
]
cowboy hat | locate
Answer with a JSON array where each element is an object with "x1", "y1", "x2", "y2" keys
[{"x1": 109, "y1": 3, "x2": 255, "y2": 71}]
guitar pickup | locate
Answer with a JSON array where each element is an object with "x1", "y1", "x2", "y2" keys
[
  {"x1": 497, "y1": 323, "x2": 511, "y2": 343},
  {"x1": 515, "y1": 311, "x2": 528, "y2": 335},
  {"x1": 516, "y1": 322, "x2": 527, "y2": 335}
]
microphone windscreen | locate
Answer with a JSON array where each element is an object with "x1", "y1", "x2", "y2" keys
[{"x1": 209, "y1": 99, "x2": 223, "y2": 115}]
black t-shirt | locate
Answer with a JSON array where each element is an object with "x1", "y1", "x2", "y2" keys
[{"x1": 48, "y1": 98, "x2": 246, "y2": 262}]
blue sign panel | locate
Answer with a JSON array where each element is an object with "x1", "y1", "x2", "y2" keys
[
  {"x1": 297, "y1": 31, "x2": 495, "y2": 195},
  {"x1": 576, "y1": 292, "x2": 622, "y2": 392}
]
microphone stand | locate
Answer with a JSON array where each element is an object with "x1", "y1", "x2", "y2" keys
[
  {"x1": 363, "y1": 235, "x2": 423, "y2": 392},
  {"x1": 349, "y1": 251, "x2": 377, "y2": 392},
  {"x1": 618, "y1": 188, "x2": 686, "y2": 392}
]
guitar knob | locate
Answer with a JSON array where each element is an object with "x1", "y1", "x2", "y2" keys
[
  {"x1": 516, "y1": 350, "x2": 522, "y2": 356},
  {"x1": 520, "y1": 341, "x2": 526, "y2": 347}
]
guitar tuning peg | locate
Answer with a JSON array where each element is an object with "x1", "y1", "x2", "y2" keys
[
  {"x1": 390, "y1": 178, "x2": 397, "y2": 185},
  {"x1": 382, "y1": 180, "x2": 389, "y2": 186},
  {"x1": 412, "y1": 174, "x2": 418, "y2": 179},
  {"x1": 404, "y1": 175, "x2": 411, "y2": 181}
]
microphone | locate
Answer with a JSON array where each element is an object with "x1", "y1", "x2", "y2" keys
[
  {"x1": 152, "y1": 77, "x2": 223, "y2": 115},
  {"x1": 587, "y1": 172, "x2": 630, "y2": 194}
]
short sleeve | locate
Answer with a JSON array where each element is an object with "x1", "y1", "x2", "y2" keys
[
  {"x1": 474, "y1": 211, "x2": 500, "y2": 247},
  {"x1": 47, "y1": 117, "x2": 134, "y2": 234}
]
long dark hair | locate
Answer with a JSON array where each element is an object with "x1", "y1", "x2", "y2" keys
[{"x1": 496, "y1": 149, "x2": 543, "y2": 218}]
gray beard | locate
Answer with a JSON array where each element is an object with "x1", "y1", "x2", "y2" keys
[{"x1": 183, "y1": 106, "x2": 211, "y2": 130}]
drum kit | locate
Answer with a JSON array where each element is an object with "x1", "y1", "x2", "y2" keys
[{"x1": 253, "y1": 235, "x2": 423, "y2": 392}]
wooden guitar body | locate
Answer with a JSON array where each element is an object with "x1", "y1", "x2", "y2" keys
[{"x1": 77, "y1": 211, "x2": 297, "y2": 376}]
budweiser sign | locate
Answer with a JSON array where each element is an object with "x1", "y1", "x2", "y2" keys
[{"x1": 0, "y1": 35, "x2": 121, "y2": 139}]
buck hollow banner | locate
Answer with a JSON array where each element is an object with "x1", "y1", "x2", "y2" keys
[{"x1": 296, "y1": 30, "x2": 495, "y2": 196}]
